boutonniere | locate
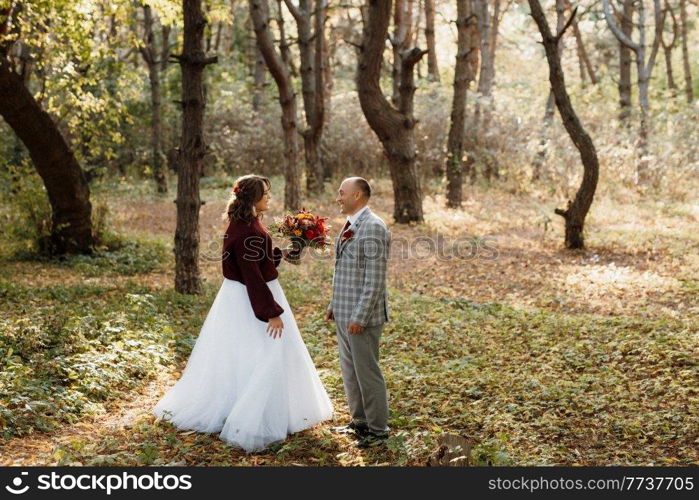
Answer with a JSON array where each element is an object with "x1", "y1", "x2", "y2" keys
[{"x1": 342, "y1": 229, "x2": 355, "y2": 242}]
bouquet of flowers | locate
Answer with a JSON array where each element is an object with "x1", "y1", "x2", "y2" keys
[{"x1": 269, "y1": 208, "x2": 332, "y2": 257}]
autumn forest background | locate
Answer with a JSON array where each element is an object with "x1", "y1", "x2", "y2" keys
[{"x1": 0, "y1": 0, "x2": 697, "y2": 466}]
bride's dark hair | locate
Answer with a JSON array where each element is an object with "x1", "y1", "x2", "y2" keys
[{"x1": 222, "y1": 174, "x2": 271, "y2": 225}]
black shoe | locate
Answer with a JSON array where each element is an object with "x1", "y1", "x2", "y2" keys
[
  {"x1": 330, "y1": 421, "x2": 369, "y2": 436},
  {"x1": 348, "y1": 420, "x2": 370, "y2": 435},
  {"x1": 357, "y1": 430, "x2": 389, "y2": 448}
]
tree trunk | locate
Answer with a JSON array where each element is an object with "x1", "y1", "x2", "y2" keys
[
  {"x1": 661, "y1": 0, "x2": 678, "y2": 92},
  {"x1": 633, "y1": 1, "x2": 658, "y2": 186},
  {"x1": 532, "y1": 0, "x2": 565, "y2": 182},
  {"x1": 214, "y1": 21, "x2": 224, "y2": 52},
  {"x1": 0, "y1": 61, "x2": 94, "y2": 254},
  {"x1": 474, "y1": 0, "x2": 493, "y2": 119},
  {"x1": 528, "y1": 0, "x2": 599, "y2": 249},
  {"x1": 603, "y1": 0, "x2": 663, "y2": 186},
  {"x1": 532, "y1": 91, "x2": 555, "y2": 181},
  {"x1": 445, "y1": 0, "x2": 475, "y2": 208},
  {"x1": 424, "y1": 0, "x2": 439, "y2": 81},
  {"x1": 246, "y1": 16, "x2": 264, "y2": 110},
  {"x1": 462, "y1": 14, "x2": 480, "y2": 185},
  {"x1": 140, "y1": 5, "x2": 168, "y2": 194},
  {"x1": 283, "y1": 0, "x2": 326, "y2": 194},
  {"x1": 12, "y1": 41, "x2": 31, "y2": 172},
  {"x1": 313, "y1": 0, "x2": 327, "y2": 185},
  {"x1": 321, "y1": 0, "x2": 334, "y2": 182},
  {"x1": 637, "y1": 72, "x2": 652, "y2": 185},
  {"x1": 391, "y1": 0, "x2": 414, "y2": 106},
  {"x1": 276, "y1": 0, "x2": 297, "y2": 77},
  {"x1": 357, "y1": 0, "x2": 424, "y2": 223},
  {"x1": 617, "y1": 0, "x2": 634, "y2": 122},
  {"x1": 564, "y1": 0, "x2": 596, "y2": 85},
  {"x1": 204, "y1": 4, "x2": 213, "y2": 52},
  {"x1": 663, "y1": 47, "x2": 677, "y2": 94},
  {"x1": 250, "y1": 0, "x2": 301, "y2": 210},
  {"x1": 473, "y1": 0, "x2": 501, "y2": 181},
  {"x1": 679, "y1": 0, "x2": 693, "y2": 102},
  {"x1": 574, "y1": 24, "x2": 586, "y2": 84},
  {"x1": 252, "y1": 43, "x2": 267, "y2": 111},
  {"x1": 414, "y1": 0, "x2": 423, "y2": 78},
  {"x1": 161, "y1": 25, "x2": 171, "y2": 71},
  {"x1": 173, "y1": 0, "x2": 218, "y2": 294},
  {"x1": 663, "y1": 46, "x2": 676, "y2": 91},
  {"x1": 305, "y1": 0, "x2": 325, "y2": 194},
  {"x1": 16, "y1": 41, "x2": 32, "y2": 82},
  {"x1": 246, "y1": 16, "x2": 255, "y2": 76},
  {"x1": 321, "y1": 1, "x2": 333, "y2": 122}
]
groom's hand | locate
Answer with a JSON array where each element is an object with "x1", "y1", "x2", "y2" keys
[
  {"x1": 326, "y1": 309, "x2": 334, "y2": 322},
  {"x1": 348, "y1": 322, "x2": 365, "y2": 335}
]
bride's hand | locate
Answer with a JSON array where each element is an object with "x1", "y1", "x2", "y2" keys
[
  {"x1": 282, "y1": 245, "x2": 303, "y2": 264},
  {"x1": 267, "y1": 316, "x2": 284, "y2": 339}
]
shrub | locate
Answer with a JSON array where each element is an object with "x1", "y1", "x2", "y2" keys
[
  {"x1": 0, "y1": 286, "x2": 179, "y2": 438},
  {"x1": 0, "y1": 163, "x2": 162, "y2": 268}
]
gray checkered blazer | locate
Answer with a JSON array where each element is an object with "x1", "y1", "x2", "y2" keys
[{"x1": 328, "y1": 207, "x2": 390, "y2": 327}]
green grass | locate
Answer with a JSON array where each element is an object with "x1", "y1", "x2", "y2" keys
[
  {"x1": 0, "y1": 278, "x2": 214, "y2": 439},
  {"x1": 382, "y1": 294, "x2": 697, "y2": 465}
]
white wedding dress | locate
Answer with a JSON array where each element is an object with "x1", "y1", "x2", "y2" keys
[{"x1": 152, "y1": 278, "x2": 333, "y2": 452}]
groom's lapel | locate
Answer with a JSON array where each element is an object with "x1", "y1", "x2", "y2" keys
[
  {"x1": 335, "y1": 223, "x2": 345, "y2": 259},
  {"x1": 335, "y1": 225, "x2": 342, "y2": 259},
  {"x1": 338, "y1": 207, "x2": 372, "y2": 258}
]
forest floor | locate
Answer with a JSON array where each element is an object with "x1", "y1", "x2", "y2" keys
[{"x1": 1, "y1": 176, "x2": 697, "y2": 466}]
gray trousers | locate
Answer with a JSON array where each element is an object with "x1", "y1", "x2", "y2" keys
[{"x1": 336, "y1": 321, "x2": 389, "y2": 432}]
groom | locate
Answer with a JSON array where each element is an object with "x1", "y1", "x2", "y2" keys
[{"x1": 326, "y1": 177, "x2": 391, "y2": 448}]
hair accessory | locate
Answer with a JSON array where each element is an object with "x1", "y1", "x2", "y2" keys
[{"x1": 233, "y1": 185, "x2": 240, "y2": 195}]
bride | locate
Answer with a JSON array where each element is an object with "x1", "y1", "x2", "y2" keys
[{"x1": 152, "y1": 174, "x2": 333, "y2": 452}]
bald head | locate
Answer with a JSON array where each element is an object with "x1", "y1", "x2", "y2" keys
[
  {"x1": 342, "y1": 177, "x2": 371, "y2": 200},
  {"x1": 336, "y1": 177, "x2": 371, "y2": 216}
]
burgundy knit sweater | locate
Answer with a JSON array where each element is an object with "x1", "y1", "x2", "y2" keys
[{"x1": 222, "y1": 217, "x2": 284, "y2": 322}]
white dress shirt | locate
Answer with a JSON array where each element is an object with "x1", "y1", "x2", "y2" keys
[{"x1": 347, "y1": 205, "x2": 370, "y2": 228}]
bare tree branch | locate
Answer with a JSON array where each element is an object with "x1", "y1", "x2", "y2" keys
[
  {"x1": 660, "y1": 0, "x2": 679, "y2": 50},
  {"x1": 342, "y1": 37, "x2": 362, "y2": 50},
  {"x1": 554, "y1": 5, "x2": 578, "y2": 43},
  {"x1": 603, "y1": 0, "x2": 640, "y2": 51},
  {"x1": 646, "y1": 0, "x2": 664, "y2": 76},
  {"x1": 281, "y1": 0, "x2": 303, "y2": 22}
]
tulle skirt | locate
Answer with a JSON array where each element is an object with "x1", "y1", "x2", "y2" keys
[{"x1": 152, "y1": 278, "x2": 333, "y2": 452}]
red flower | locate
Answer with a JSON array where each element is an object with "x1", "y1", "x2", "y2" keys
[
  {"x1": 305, "y1": 229, "x2": 317, "y2": 240},
  {"x1": 233, "y1": 185, "x2": 240, "y2": 195}
]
